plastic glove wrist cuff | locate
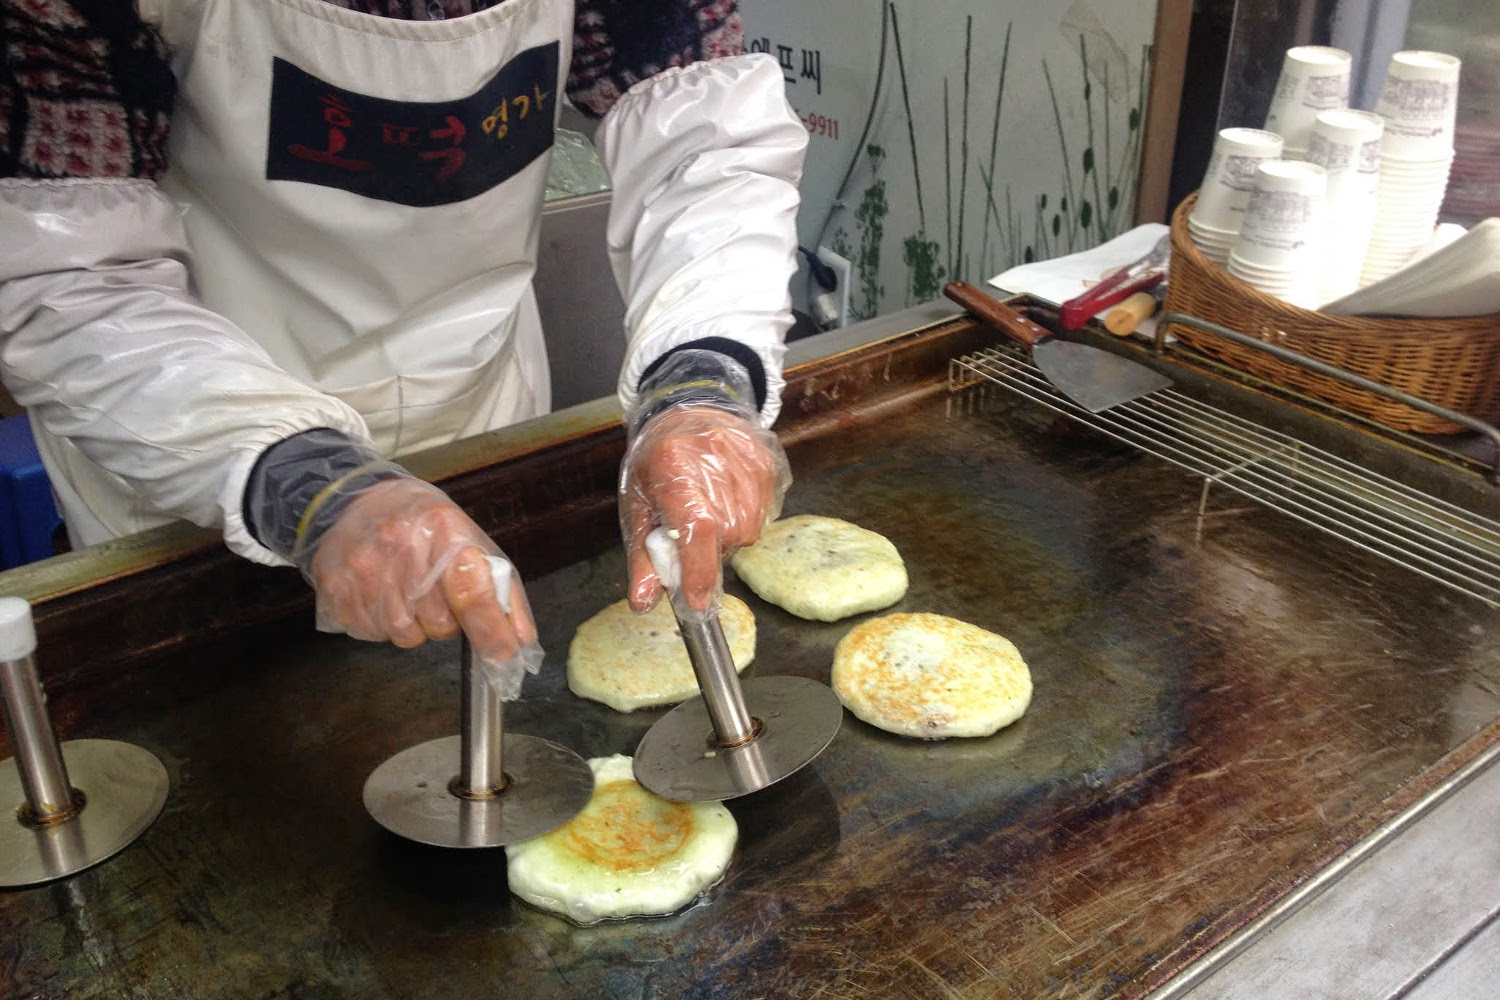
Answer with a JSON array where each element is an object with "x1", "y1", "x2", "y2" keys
[
  {"x1": 627, "y1": 348, "x2": 759, "y2": 436},
  {"x1": 291, "y1": 460, "x2": 410, "y2": 566},
  {"x1": 244, "y1": 428, "x2": 397, "y2": 560},
  {"x1": 628, "y1": 382, "x2": 750, "y2": 437},
  {"x1": 636, "y1": 338, "x2": 770, "y2": 412}
]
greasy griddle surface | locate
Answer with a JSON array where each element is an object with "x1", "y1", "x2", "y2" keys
[{"x1": 6, "y1": 393, "x2": 1499, "y2": 1000}]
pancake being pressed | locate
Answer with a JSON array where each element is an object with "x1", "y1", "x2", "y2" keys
[
  {"x1": 567, "y1": 596, "x2": 756, "y2": 712},
  {"x1": 505, "y1": 755, "x2": 737, "y2": 924}
]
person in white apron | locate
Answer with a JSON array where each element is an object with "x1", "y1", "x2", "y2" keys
[{"x1": 0, "y1": 0, "x2": 806, "y2": 667}]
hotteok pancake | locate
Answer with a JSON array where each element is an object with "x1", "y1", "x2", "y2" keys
[
  {"x1": 730, "y1": 515, "x2": 908, "y2": 622},
  {"x1": 567, "y1": 596, "x2": 756, "y2": 712},
  {"x1": 832, "y1": 612, "x2": 1032, "y2": 739},
  {"x1": 505, "y1": 754, "x2": 737, "y2": 924}
]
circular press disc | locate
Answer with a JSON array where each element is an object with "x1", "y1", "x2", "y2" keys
[
  {"x1": 0, "y1": 739, "x2": 169, "y2": 889},
  {"x1": 633, "y1": 676, "x2": 843, "y2": 802},
  {"x1": 363, "y1": 733, "x2": 594, "y2": 849}
]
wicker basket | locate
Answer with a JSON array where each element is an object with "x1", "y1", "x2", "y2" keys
[{"x1": 1163, "y1": 193, "x2": 1500, "y2": 435}]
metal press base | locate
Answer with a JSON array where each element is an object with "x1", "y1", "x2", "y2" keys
[
  {"x1": 363, "y1": 732, "x2": 593, "y2": 849},
  {"x1": 633, "y1": 675, "x2": 843, "y2": 802},
  {"x1": 363, "y1": 635, "x2": 593, "y2": 849},
  {"x1": 0, "y1": 739, "x2": 168, "y2": 889}
]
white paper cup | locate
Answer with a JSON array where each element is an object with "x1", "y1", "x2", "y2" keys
[
  {"x1": 1320, "y1": 260, "x2": 1364, "y2": 304},
  {"x1": 1378, "y1": 170, "x2": 1453, "y2": 188},
  {"x1": 1187, "y1": 210, "x2": 1238, "y2": 245},
  {"x1": 1364, "y1": 244, "x2": 1423, "y2": 260},
  {"x1": 1229, "y1": 273, "x2": 1296, "y2": 292},
  {"x1": 1310, "y1": 108, "x2": 1384, "y2": 148},
  {"x1": 1264, "y1": 46, "x2": 1353, "y2": 156},
  {"x1": 1371, "y1": 219, "x2": 1434, "y2": 236},
  {"x1": 1187, "y1": 218, "x2": 1238, "y2": 248},
  {"x1": 1228, "y1": 262, "x2": 1303, "y2": 289},
  {"x1": 1230, "y1": 254, "x2": 1319, "y2": 307},
  {"x1": 1191, "y1": 128, "x2": 1286, "y2": 231},
  {"x1": 1233, "y1": 160, "x2": 1327, "y2": 269},
  {"x1": 1319, "y1": 221, "x2": 1376, "y2": 303},
  {"x1": 1375, "y1": 51, "x2": 1461, "y2": 159},
  {"x1": 1306, "y1": 110, "x2": 1382, "y2": 176},
  {"x1": 1381, "y1": 146, "x2": 1456, "y2": 167},
  {"x1": 1188, "y1": 232, "x2": 1235, "y2": 248},
  {"x1": 1374, "y1": 169, "x2": 1450, "y2": 224},
  {"x1": 1381, "y1": 160, "x2": 1452, "y2": 177},
  {"x1": 1362, "y1": 197, "x2": 1436, "y2": 283},
  {"x1": 1189, "y1": 237, "x2": 1233, "y2": 265},
  {"x1": 1307, "y1": 110, "x2": 1383, "y2": 217},
  {"x1": 1376, "y1": 199, "x2": 1447, "y2": 219},
  {"x1": 1187, "y1": 213, "x2": 1238, "y2": 235},
  {"x1": 1361, "y1": 244, "x2": 1419, "y2": 286},
  {"x1": 1379, "y1": 184, "x2": 1451, "y2": 203}
]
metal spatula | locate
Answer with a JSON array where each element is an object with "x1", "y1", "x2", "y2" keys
[{"x1": 945, "y1": 281, "x2": 1172, "y2": 413}]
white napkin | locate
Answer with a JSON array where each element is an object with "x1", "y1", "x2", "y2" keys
[
  {"x1": 1322, "y1": 219, "x2": 1500, "y2": 318},
  {"x1": 988, "y1": 223, "x2": 1171, "y2": 338}
]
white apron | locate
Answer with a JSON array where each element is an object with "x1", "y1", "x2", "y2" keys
[{"x1": 44, "y1": 0, "x2": 572, "y2": 548}]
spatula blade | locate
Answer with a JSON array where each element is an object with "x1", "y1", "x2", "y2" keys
[{"x1": 1032, "y1": 339, "x2": 1172, "y2": 413}]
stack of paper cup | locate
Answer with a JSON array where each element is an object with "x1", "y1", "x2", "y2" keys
[
  {"x1": 1364, "y1": 50, "x2": 1461, "y2": 286},
  {"x1": 1188, "y1": 128, "x2": 1285, "y2": 264},
  {"x1": 1263, "y1": 46, "x2": 1353, "y2": 158},
  {"x1": 1305, "y1": 109, "x2": 1383, "y2": 304},
  {"x1": 1228, "y1": 161, "x2": 1328, "y2": 309}
]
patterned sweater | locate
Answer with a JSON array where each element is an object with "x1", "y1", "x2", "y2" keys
[{"x1": 0, "y1": 0, "x2": 743, "y2": 181}]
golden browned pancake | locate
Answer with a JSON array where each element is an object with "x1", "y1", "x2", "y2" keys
[
  {"x1": 505, "y1": 755, "x2": 737, "y2": 923},
  {"x1": 567, "y1": 596, "x2": 755, "y2": 712},
  {"x1": 730, "y1": 515, "x2": 908, "y2": 622},
  {"x1": 832, "y1": 612, "x2": 1032, "y2": 738}
]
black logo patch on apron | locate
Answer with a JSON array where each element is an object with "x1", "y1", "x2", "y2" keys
[{"x1": 266, "y1": 42, "x2": 559, "y2": 207}]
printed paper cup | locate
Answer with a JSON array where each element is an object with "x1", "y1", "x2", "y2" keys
[
  {"x1": 1264, "y1": 46, "x2": 1353, "y2": 156},
  {"x1": 1233, "y1": 161, "x2": 1327, "y2": 269},
  {"x1": 1375, "y1": 51, "x2": 1461, "y2": 159},
  {"x1": 1191, "y1": 128, "x2": 1286, "y2": 231}
]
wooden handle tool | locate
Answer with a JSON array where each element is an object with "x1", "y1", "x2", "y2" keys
[{"x1": 1104, "y1": 286, "x2": 1166, "y2": 337}]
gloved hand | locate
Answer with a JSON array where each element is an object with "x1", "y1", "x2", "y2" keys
[
  {"x1": 620, "y1": 351, "x2": 791, "y2": 613},
  {"x1": 293, "y1": 477, "x2": 537, "y2": 665},
  {"x1": 243, "y1": 429, "x2": 540, "y2": 694}
]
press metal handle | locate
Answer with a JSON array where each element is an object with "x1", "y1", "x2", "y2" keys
[{"x1": 644, "y1": 528, "x2": 757, "y2": 747}]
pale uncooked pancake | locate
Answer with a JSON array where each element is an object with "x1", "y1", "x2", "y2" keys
[
  {"x1": 730, "y1": 515, "x2": 908, "y2": 622},
  {"x1": 832, "y1": 612, "x2": 1032, "y2": 739},
  {"x1": 505, "y1": 755, "x2": 737, "y2": 924},
  {"x1": 567, "y1": 596, "x2": 756, "y2": 712}
]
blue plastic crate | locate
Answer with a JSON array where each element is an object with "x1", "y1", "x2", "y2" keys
[{"x1": 0, "y1": 415, "x2": 64, "y2": 568}]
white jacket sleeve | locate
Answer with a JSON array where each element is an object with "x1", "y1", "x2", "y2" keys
[
  {"x1": 595, "y1": 53, "x2": 808, "y2": 428},
  {"x1": 0, "y1": 178, "x2": 371, "y2": 567}
]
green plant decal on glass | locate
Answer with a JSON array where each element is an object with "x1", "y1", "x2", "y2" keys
[
  {"x1": 841, "y1": 6, "x2": 1150, "y2": 317},
  {"x1": 850, "y1": 144, "x2": 888, "y2": 322},
  {"x1": 903, "y1": 233, "x2": 944, "y2": 305}
]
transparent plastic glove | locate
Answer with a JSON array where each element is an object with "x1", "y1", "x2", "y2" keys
[
  {"x1": 644, "y1": 525, "x2": 714, "y2": 629},
  {"x1": 620, "y1": 401, "x2": 791, "y2": 615},
  {"x1": 470, "y1": 553, "x2": 547, "y2": 700},
  {"x1": 292, "y1": 475, "x2": 543, "y2": 699}
]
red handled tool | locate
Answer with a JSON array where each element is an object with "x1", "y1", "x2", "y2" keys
[{"x1": 1058, "y1": 233, "x2": 1171, "y2": 330}]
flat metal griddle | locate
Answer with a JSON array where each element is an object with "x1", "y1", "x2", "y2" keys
[{"x1": 3, "y1": 317, "x2": 1499, "y2": 999}]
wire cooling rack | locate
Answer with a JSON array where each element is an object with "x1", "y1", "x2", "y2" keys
[{"x1": 949, "y1": 344, "x2": 1500, "y2": 609}]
